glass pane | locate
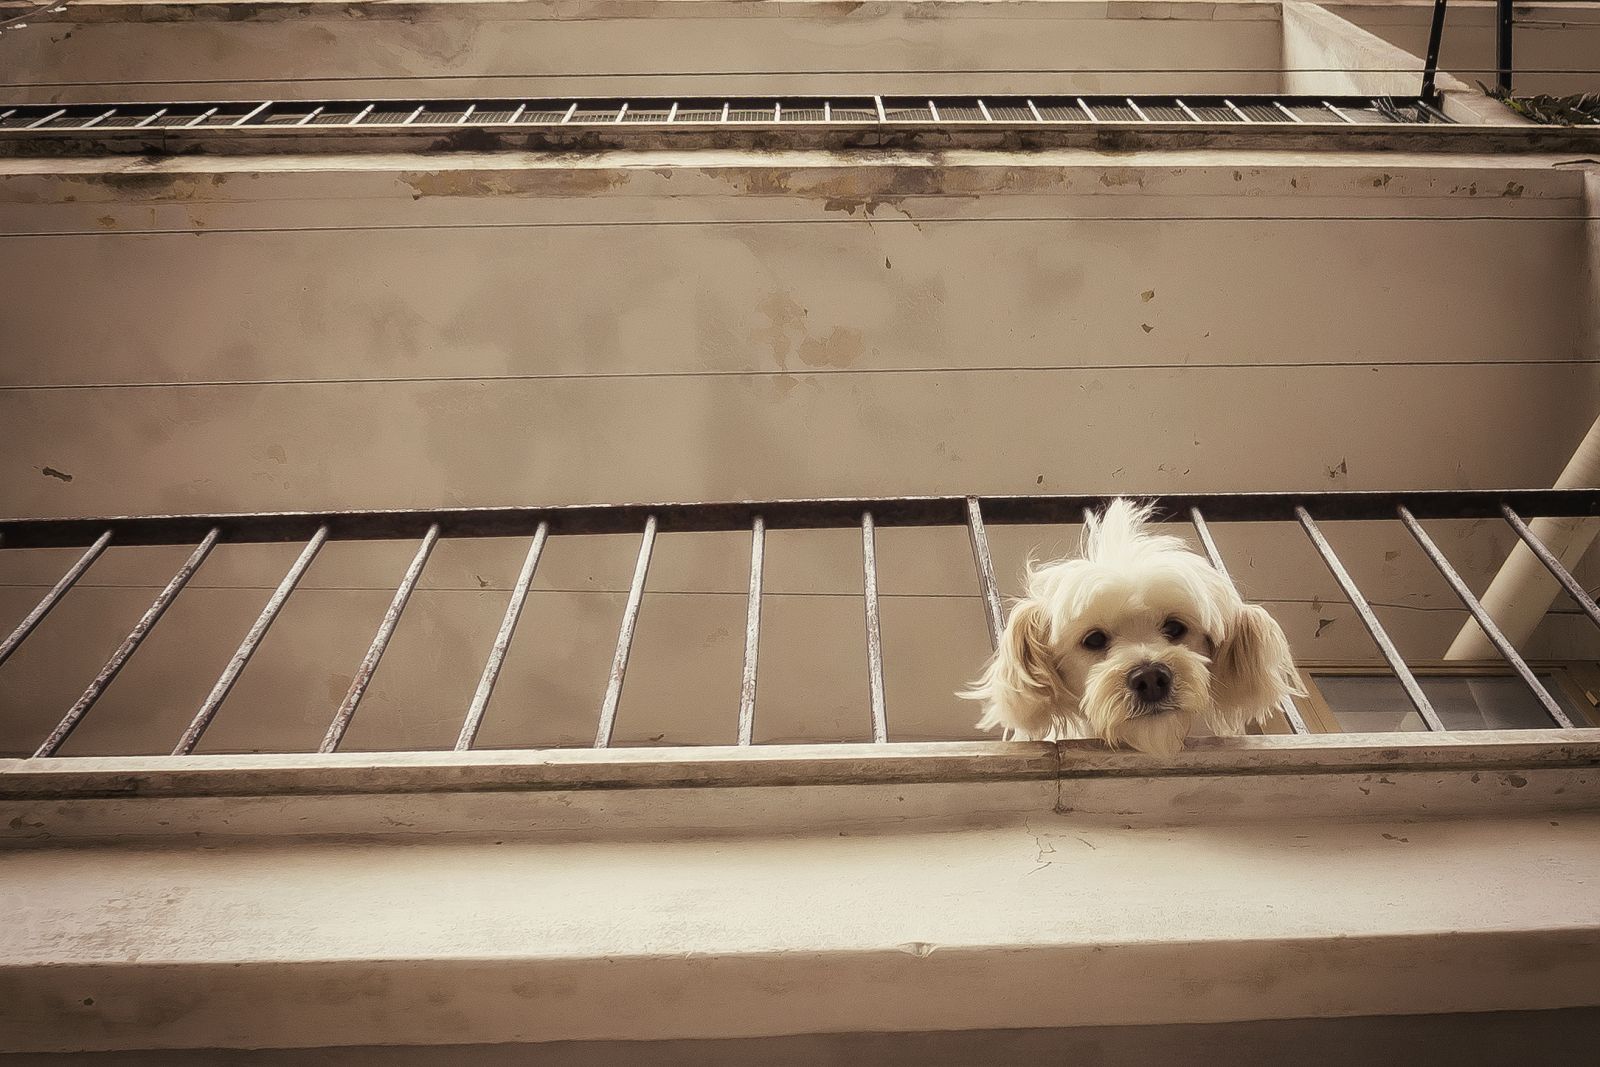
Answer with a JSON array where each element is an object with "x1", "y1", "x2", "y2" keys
[{"x1": 1313, "y1": 673, "x2": 1584, "y2": 733}]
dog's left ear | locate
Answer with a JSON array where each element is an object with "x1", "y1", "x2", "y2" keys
[{"x1": 1207, "y1": 602, "x2": 1305, "y2": 734}]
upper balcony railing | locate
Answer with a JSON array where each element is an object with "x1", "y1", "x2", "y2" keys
[{"x1": 2, "y1": 92, "x2": 1535, "y2": 156}]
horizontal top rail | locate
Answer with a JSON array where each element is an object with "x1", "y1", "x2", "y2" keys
[{"x1": 2, "y1": 489, "x2": 1597, "y2": 549}]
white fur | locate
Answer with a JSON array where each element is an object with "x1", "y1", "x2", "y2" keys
[{"x1": 961, "y1": 499, "x2": 1304, "y2": 756}]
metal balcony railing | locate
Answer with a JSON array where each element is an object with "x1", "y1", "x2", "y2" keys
[
  {"x1": 0, "y1": 93, "x2": 1485, "y2": 155},
  {"x1": 1, "y1": 490, "x2": 1595, "y2": 759},
  {"x1": 0, "y1": 95, "x2": 1450, "y2": 133}
]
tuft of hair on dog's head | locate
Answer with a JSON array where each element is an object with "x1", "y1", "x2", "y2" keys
[{"x1": 960, "y1": 498, "x2": 1304, "y2": 756}]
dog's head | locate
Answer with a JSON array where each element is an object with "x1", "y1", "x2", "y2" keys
[{"x1": 961, "y1": 499, "x2": 1303, "y2": 756}]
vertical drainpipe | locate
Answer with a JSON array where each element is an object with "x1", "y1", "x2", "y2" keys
[{"x1": 1446, "y1": 414, "x2": 1600, "y2": 659}]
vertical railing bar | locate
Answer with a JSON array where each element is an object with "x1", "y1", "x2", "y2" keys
[
  {"x1": 294, "y1": 106, "x2": 325, "y2": 127},
  {"x1": 613, "y1": 102, "x2": 629, "y2": 123},
  {"x1": 173, "y1": 526, "x2": 329, "y2": 756},
  {"x1": 874, "y1": 95, "x2": 888, "y2": 123},
  {"x1": 455, "y1": 522, "x2": 550, "y2": 751},
  {"x1": 1273, "y1": 100, "x2": 1304, "y2": 123},
  {"x1": 0, "y1": 529, "x2": 114, "y2": 668},
  {"x1": 737, "y1": 516, "x2": 765, "y2": 746},
  {"x1": 1323, "y1": 100, "x2": 1356, "y2": 123},
  {"x1": 1397, "y1": 506, "x2": 1574, "y2": 728},
  {"x1": 25, "y1": 108, "x2": 67, "y2": 129},
  {"x1": 33, "y1": 528, "x2": 221, "y2": 758},
  {"x1": 1224, "y1": 98, "x2": 1252, "y2": 122},
  {"x1": 1175, "y1": 98, "x2": 1202, "y2": 122},
  {"x1": 977, "y1": 98, "x2": 993, "y2": 122},
  {"x1": 667, "y1": 101, "x2": 678, "y2": 122},
  {"x1": 595, "y1": 516, "x2": 657, "y2": 749},
  {"x1": 232, "y1": 101, "x2": 272, "y2": 127},
  {"x1": 507, "y1": 103, "x2": 527, "y2": 125},
  {"x1": 134, "y1": 108, "x2": 168, "y2": 129},
  {"x1": 862, "y1": 511, "x2": 888, "y2": 743},
  {"x1": 1187, "y1": 507, "x2": 1233, "y2": 582},
  {"x1": 1190, "y1": 507, "x2": 1309, "y2": 734},
  {"x1": 347, "y1": 104, "x2": 374, "y2": 126},
  {"x1": 319, "y1": 524, "x2": 441, "y2": 753},
  {"x1": 1127, "y1": 97, "x2": 1150, "y2": 122},
  {"x1": 927, "y1": 99, "x2": 940, "y2": 122},
  {"x1": 1295, "y1": 506, "x2": 1445, "y2": 730},
  {"x1": 1501, "y1": 505, "x2": 1600, "y2": 632},
  {"x1": 964, "y1": 497, "x2": 1003, "y2": 651},
  {"x1": 457, "y1": 104, "x2": 476, "y2": 125},
  {"x1": 774, "y1": 101, "x2": 783, "y2": 123},
  {"x1": 1026, "y1": 98, "x2": 1044, "y2": 122},
  {"x1": 1078, "y1": 97, "x2": 1099, "y2": 122},
  {"x1": 81, "y1": 108, "x2": 118, "y2": 129},
  {"x1": 561, "y1": 102, "x2": 578, "y2": 124}
]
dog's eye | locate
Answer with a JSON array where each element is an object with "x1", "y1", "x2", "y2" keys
[
  {"x1": 1081, "y1": 630, "x2": 1109, "y2": 651},
  {"x1": 1161, "y1": 618, "x2": 1188, "y2": 641}
]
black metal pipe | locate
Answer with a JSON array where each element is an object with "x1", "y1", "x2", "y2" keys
[
  {"x1": 1497, "y1": 0, "x2": 1514, "y2": 93},
  {"x1": 1421, "y1": 0, "x2": 1450, "y2": 99}
]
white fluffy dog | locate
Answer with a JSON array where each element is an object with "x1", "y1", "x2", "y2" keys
[{"x1": 962, "y1": 499, "x2": 1303, "y2": 756}]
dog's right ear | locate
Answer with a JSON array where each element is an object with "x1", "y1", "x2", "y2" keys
[{"x1": 960, "y1": 599, "x2": 1062, "y2": 740}]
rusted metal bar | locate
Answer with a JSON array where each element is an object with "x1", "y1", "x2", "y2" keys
[
  {"x1": 0, "y1": 528, "x2": 113, "y2": 668},
  {"x1": 862, "y1": 511, "x2": 888, "y2": 743},
  {"x1": 1189, "y1": 507, "x2": 1310, "y2": 734},
  {"x1": 3, "y1": 490, "x2": 1597, "y2": 549},
  {"x1": 456, "y1": 522, "x2": 549, "y2": 751},
  {"x1": 1295, "y1": 507, "x2": 1444, "y2": 731},
  {"x1": 1397, "y1": 506, "x2": 1573, "y2": 728},
  {"x1": 173, "y1": 526, "x2": 328, "y2": 755},
  {"x1": 737, "y1": 516, "x2": 765, "y2": 746},
  {"x1": 594, "y1": 516, "x2": 657, "y2": 749},
  {"x1": 319, "y1": 524, "x2": 441, "y2": 753},
  {"x1": 33, "y1": 528, "x2": 220, "y2": 758},
  {"x1": 964, "y1": 497, "x2": 1003, "y2": 650},
  {"x1": 1501, "y1": 505, "x2": 1600, "y2": 632}
]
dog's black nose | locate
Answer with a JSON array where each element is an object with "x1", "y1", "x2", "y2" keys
[{"x1": 1127, "y1": 662, "x2": 1173, "y2": 705}]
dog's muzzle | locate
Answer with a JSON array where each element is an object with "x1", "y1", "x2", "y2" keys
[{"x1": 1126, "y1": 662, "x2": 1174, "y2": 711}]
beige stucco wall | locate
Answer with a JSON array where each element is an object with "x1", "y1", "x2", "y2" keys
[{"x1": 0, "y1": 0, "x2": 1285, "y2": 104}]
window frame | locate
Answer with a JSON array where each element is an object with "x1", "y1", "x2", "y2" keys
[{"x1": 1286, "y1": 660, "x2": 1600, "y2": 733}]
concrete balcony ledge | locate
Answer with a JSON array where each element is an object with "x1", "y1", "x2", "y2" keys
[
  {"x1": 2, "y1": 730, "x2": 1597, "y2": 841},
  {"x1": 1, "y1": 732, "x2": 1599, "y2": 1053}
]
